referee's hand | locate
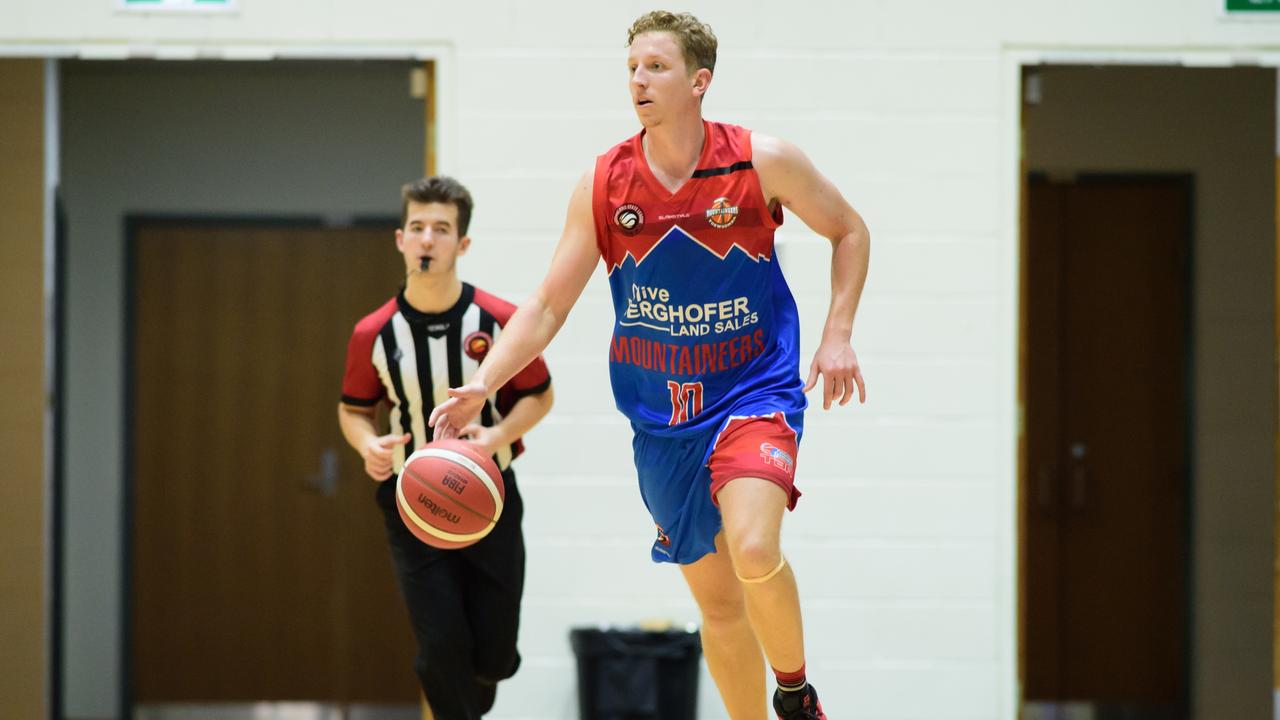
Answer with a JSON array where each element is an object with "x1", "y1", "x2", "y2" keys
[
  {"x1": 362, "y1": 432, "x2": 410, "y2": 481},
  {"x1": 429, "y1": 381, "x2": 488, "y2": 441}
]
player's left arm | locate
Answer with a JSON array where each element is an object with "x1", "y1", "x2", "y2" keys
[
  {"x1": 459, "y1": 384, "x2": 555, "y2": 456},
  {"x1": 754, "y1": 132, "x2": 870, "y2": 409}
]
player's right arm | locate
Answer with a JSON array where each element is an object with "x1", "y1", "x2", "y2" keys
[
  {"x1": 430, "y1": 168, "x2": 600, "y2": 439},
  {"x1": 337, "y1": 402, "x2": 410, "y2": 481}
]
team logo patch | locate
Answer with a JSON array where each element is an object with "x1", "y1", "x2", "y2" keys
[
  {"x1": 615, "y1": 203, "x2": 645, "y2": 236},
  {"x1": 759, "y1": 442, "x2": 794, "y2": 475},
  {"x1": 706, "y1": 197, "x2": 739, "y2": 229},
  {"x1": 655, "y1": 524, "x2": 671, "y2": 547},
  {"x1": 464, "y1": 331, "x2": 493, "y2": 361}
]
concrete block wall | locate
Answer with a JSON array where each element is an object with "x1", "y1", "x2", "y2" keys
[{"x1": 1, "y1": 1, "x2": 1276, "y2": 718}]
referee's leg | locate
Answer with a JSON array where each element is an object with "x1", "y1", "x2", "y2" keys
[
  {"x1": 376, "y1": 478, "x2": 483, "y2": 720},
  {"x1": 462, "y1": 469, "x2": 527, "y2": 714}
]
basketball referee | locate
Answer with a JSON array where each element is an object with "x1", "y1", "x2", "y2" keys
[{"x1": 338, "y1": 176, "x2": 554, "y2": 720}]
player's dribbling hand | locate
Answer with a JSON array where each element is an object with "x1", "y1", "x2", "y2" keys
[
  {"x1": 804, "y1": 339, "x2": 866, "y2": 410},
  {"x1": 362, "y1": 432, "x2": 411, "y2": 481},
  {"x1": 428, "y1": 381, "x2": 489, "y2": 441}
]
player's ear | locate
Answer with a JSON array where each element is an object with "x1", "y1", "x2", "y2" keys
[
  {"x1": 457, "y1": 235, "x2": 471, "y2": 255},
  {"x1": 691, "y1": 68, "x2": 712, "y2": 98},
  {"x1": 395, "y1": 227, "x2": 406, "y2": 251}
]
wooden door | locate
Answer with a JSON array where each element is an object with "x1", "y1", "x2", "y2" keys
[
  {"x1": 1025, "y1": 177, "x2": 1191, "y2": 710},
  {"x1": 129, "y1": 221, "x2": 419, "y2": 703}
]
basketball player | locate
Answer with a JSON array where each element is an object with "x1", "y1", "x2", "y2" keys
[
  {"x1": 338, "y1": 176, "x2": 553, "y2": 720},
  {"x1": 430, "y1": 12, "x2": 868, "y2": 720}
]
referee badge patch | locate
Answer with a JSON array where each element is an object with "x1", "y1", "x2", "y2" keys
[{"x1": 464, "y1": 331, "x2": 493, "y2": 361}]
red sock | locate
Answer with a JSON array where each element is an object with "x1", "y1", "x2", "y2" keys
[{"x1": 773, "y1": 663, "x2": 807, "y2": 692}]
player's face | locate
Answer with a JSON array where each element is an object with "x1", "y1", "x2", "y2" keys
[
  {"x1": 396, "y1": 200, "x2": 470, "y2": 276},
  {"x1": 627, "y1": 32, "x2": 706, "y2": 127}
]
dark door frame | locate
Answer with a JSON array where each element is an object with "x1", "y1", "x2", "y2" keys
[{"x1": 1018, "y1": 171, "x2": 1197, "y2": 715}]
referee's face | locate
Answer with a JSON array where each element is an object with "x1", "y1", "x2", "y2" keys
[{"x1": 396, "y1": 200, "x2": 471, "y2": 276}]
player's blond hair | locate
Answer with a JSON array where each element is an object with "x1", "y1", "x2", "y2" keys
[{"x1": 626, "y1": 10, "x2": 717, "y2": 76}]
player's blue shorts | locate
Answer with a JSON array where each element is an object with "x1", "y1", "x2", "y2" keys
[{"x1": 631, "y1": 406, "x2": 805, "y2": 565}]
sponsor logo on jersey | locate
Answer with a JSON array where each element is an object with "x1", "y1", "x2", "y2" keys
[
  {"x1": 615, "y1": 203, "x2": 645, "y2": 236},
  {"x1": 622, "y1": 282, "x2": 760, "y2": 337},
  {"x1": 655, "y1": 524, "x2": 671, "y2": 547},
  {"x1": 464, "y1": 331, "x2": 492, "y2": 361},
  {"x1": 759, "y1": 442, "x2": 794, "y2": 475},
  {"x1": 706, "y1": 197, "x2": 739, "y2": 229}
]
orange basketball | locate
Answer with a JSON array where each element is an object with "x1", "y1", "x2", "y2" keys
[{"x1": 396, "y1": 439, "x2": 505, "y2": 549}]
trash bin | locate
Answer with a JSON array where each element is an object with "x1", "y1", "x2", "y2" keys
[{"x1": 569, "y1": 625, "x2": 702, "y2": 720}]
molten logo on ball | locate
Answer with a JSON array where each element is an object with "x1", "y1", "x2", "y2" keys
[{"x1": 417, "y1": 493, "x2": 462, "y2": 525}]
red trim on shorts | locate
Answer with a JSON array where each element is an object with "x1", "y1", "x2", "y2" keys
[{"x1": 708, "y1": 412, "x2": 801, "y2": 510}]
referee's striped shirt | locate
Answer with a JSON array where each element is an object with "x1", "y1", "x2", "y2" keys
[{"x1": 341, "y1": 283, "x2": 551, "y2": 474}]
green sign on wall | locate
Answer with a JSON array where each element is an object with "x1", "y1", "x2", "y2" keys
[
  {"x1": 1226, "y1": 0, "x2": 1280, "y2": 12},
  {"x1": 117, "y1": 0, "x2": 236, "y2": 11}
]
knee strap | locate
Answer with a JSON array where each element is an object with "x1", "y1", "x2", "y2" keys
[{"x1": 737, "y1": 556, "x2": 787, "y2": 584}]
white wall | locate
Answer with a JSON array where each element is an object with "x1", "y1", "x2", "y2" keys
[{"x1": 3, "y1": 1, "x2": 1279, "y2": 719}]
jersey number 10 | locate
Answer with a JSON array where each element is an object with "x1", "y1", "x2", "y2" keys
[{"x1": 667, "y1": 381, "x2": 704, "y2": 426}]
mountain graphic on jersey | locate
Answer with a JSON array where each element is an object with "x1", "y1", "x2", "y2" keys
[{"x1": 605, "y1": 222, "x2": 774, "y2": 276}]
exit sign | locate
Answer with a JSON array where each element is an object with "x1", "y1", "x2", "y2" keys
[
  {"x1": 117, "y1": 0, "x2": 236, "y2": 11},
  {"x1": 1225, "y1": 0, "x2": 1280, "y2": 12}
]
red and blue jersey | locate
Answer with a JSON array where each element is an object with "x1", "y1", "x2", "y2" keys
[{"x1": 592, "y1": 121, "x2": 807, "y2": 438}]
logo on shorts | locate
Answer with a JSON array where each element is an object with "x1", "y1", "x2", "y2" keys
[
  {"x1": 464, "y1": 331, "x2": 492, "y2": 361},
  {"x1": 759, "y1": 442, "x2": 794, "y2": 475},
  {"x1": 615, "y1": 203, "x2": 645, "y2": 236},
  {"x1": 655, "y1": 524, "x2": 671, "y2": 547},
  {"x1": 705, "y1": 197, "x2": 739, "y2": 229}
]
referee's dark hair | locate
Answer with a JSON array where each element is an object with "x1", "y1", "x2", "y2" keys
[{"x1": 401, "y1": 176, "x2": 474, "y2": 236}]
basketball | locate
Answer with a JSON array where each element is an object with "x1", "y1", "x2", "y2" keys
[{"x1": 396, "y1": 439, "x2": 505, "y2": 549}]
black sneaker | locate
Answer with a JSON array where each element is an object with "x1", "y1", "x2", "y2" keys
[{"x1": 772, "y1": 683, "x2": 827, "y2": 720}]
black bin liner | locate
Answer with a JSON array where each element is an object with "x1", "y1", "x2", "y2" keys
[{"x1": 569, "y1": 626, "x2": 702, "y2": 720}]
